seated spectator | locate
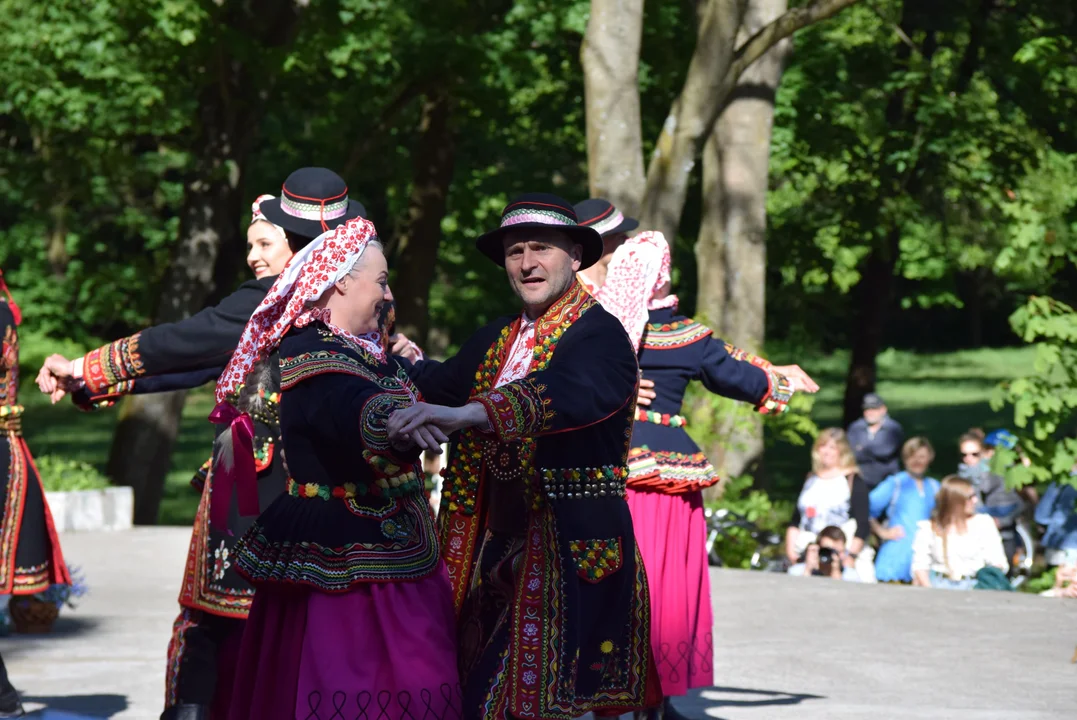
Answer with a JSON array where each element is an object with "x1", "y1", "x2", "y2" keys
[
  {"x1": 869, "y1": 437, "x2": 941, "y2": 583},
  {"x1": 956, "y1": 428, "x2": 986, "y2": 477},
  {"x1": 788, "y1": 525, "x2": 861, "y2": 581},
  {"x1": 912, "y1": 475, "x2": 1009, "y2": 590},
  {"x1": 956, "y1": 428, "x2": 1025, "y2": 565},
  {"x1": 786, "y1": 428, "x2": 874, "y2": 582},
  {"x1": 1036, "y1": 480, "x2": 1077, "y2": 569},
  {"x1": 846, "y1": 392, "x2": 904, "y2": 491}
]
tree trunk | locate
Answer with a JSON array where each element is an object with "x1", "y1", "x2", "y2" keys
[
  {"x1": 390, "y1": 87, "x2": 457, "y2": 347},
  {"x1": 840, "y1": 0, "x2": 933, "y2": 429},
  {"x1": 841, "y1": 233, "x2": 898, "y2": 428},
  {"x1": 580, "y1": 0, "x2": 646, "y2": 216},
  {"x1": 697, "y1": 0, "x2": 790, "y2": 484},
  {"x1": 637, "y1": 0, "x2": 862, "y2": 242},
  {"x1": 106, "y1": 0, "x2": 302, "y2": 525}
]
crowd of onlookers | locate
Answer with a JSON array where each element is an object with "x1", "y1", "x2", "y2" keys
[{"x1": 785, "y1": 393, "x2": 1077, "y2": 596}]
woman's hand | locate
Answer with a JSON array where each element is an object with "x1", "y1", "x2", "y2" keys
[
  {"x1": 388, "y1": 402, "x2": 486, "y2": 444},
  {"x1": 36, "y1": 354, "x2": 80, "y2": 403},
  {"x1": 882, "y1": 525, "x2": 905, "y2": 542},
  {"x1": 771, "y1": 364, "x2": 819, "y2": 394},
  {"x1": 637, "y1": 378, "x2": 656, "y2": 407},
  {"x1": 390, "y1": 333, "x2": 423, "y2": 363},
  {"x1": 785, "y1": 526, "x2": 801, "y2": 565}
]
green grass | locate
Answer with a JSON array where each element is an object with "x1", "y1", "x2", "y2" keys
[
  {"x1": 16, "y1": 345, "x2": 1036, "y2": 525},
  {"x1": 763, "y1": 346, "x2": 1034, "y2": 499}
]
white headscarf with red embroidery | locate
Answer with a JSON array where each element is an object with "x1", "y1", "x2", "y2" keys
[
  {"x1": 250, "y1": 194, "x2": 285, "y2": 239},
  {"x1": 591, "y1": 231, "x2": 678, "y2": 352},
  {"x1": 216, "y1": 216, "x2": 385, "y2": 402}
]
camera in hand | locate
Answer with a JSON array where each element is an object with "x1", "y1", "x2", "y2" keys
[{"x1": 815, "y1": 546, "x2": 839, "y2": 577}]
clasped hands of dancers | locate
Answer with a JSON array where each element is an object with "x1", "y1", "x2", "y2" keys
[{"x1": 22, "y1": 167, "x2": 817, "y2": 720}]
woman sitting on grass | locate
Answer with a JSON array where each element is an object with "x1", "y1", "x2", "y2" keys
[
  {"x1": 869, "y1": 437, "x2": 940, "y2": 583},
  {"x1": 911, "y1": 475, "x2": 1008, "y2": 590}
]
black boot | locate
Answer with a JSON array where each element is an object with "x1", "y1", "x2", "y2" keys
[
  {"x1": 0, "y1": 688, "x2": 24, "y2": 719},
  {"x1": 662, "y1": 697, "x2": 694, "y2": 720},
  {"x1": 160, "y1": 704, "x2": 209, "y2": 720}
]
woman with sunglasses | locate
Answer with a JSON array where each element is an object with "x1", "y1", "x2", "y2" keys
[{"x1": 911, "y1": 475, "x2": 1008, "y2": 589}]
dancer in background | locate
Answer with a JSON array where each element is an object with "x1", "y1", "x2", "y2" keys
[
  {"x1": 584, "y1": 228, "x2": 816, "y2": 718},
  {"x1": 0, "y1": 270, "x2": 71, "y2": 718}
]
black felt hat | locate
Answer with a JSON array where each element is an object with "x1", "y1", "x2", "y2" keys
[
  {"x1": 476, "y1": 193, "x2": 602, "y2": 269},
  {"x1": 259, "y1": 167, "x2": 367, "y2": 239},
  {"x1": 573, "y1": 198, "x2": 639, "y2": 237}
]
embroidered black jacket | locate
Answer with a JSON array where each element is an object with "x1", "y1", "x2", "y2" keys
[
  {"x1": 405, "y1": 282, "x2": 660, "y2": 719},
  {"x1": 232, "y1": 321, "x2": 439, "y2": 593}
]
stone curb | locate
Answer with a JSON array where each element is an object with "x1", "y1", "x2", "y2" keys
[{"x1": 45, "y1": 486, "x2": 134, "y2": 532}]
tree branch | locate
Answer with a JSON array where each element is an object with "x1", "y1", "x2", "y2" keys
[
  {"x1": 341, "y1": 77, "x2": 429, "y2": 176},
  {"x1": 731, "y1": 0, "x2": 863, "y2": 78}
]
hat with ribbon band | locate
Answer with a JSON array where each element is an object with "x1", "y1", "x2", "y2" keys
[
  {"x1": 209, "y1": 216, "x2": 383, "y2": 531},
  {"x1": 574, "y1": 198, "x2": 640, "y2": 238},
  {"x1": 476, "y1": 193, "x2": 602, "y2": 269},
  {"x1": 258, "y1": 167, "x2": 367, "y2": 239}
]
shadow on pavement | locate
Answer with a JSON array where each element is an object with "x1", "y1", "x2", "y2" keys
[
  {"x1": 22, "y1": 693, "x2": 128, "y2": 718},
  {"x1": 682, "y1": 685, "x2": 824, "y2": 713}
]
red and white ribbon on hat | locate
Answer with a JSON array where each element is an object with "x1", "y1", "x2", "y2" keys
[{"x1": 250, "y1": 194, "x2": 286, "y2": 239}]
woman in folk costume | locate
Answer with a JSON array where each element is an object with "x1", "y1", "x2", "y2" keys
[
  {"x1": 59, "y1": 183, "x2": 381, "y2": 720},
  {"x1": 0, "y1": 270, "x2": 71, "y2": 716},
  {"x1": 593, "y1": 232, "x2": 817, "y2": 718},
  {"x1": 218, "y1": 217, "x2": 459, "y2": 720}
]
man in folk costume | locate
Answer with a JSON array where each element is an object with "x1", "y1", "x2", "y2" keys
[
  {"x1": 387, "y1": 193, "x2": 662, "y2": 720},
  {"x1": 579, "y1": 222, "x2": 818, "y2": 719},
  {"x1": 34, "y1": 169, "x2": 373, "y2": 720},
  {"x1": 0, "y1": 270, "x2": 71, "y2": 718}
]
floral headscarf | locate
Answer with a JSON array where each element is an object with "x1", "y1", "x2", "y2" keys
[
  {"x1": 592, "y1": 231, "x2": 678, "y2": 351},
  {"x1": 216, "y1": 216, "x2": 384, "y2": 402}
]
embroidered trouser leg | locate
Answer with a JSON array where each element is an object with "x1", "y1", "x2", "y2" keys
[
  {"x1": 165, "y1": 607, "x2": 243, "y2": 711},
  {"x1": 458, "y1": 531, "x2": 525, "y2": 720}
]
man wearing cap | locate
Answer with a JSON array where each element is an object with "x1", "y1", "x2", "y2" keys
[
  {"x1": 847, "y1": 392, "x2": 905, "y2": 491},
  {"x1": 34, "y1": 168, "x2": 371, "y2": 720},
  {"x1": 388, "y1": 193, "x2": 660, "y2": 719}
]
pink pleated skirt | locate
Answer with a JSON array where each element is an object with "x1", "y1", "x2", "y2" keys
[
  {"x1": 626, "y1": 488, "x2": 714, "y2": 696},
  {"x1": 227, "y1": 564, "x2": 461, "y2": 720}
]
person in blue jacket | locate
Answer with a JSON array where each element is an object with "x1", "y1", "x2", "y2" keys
[
  {"x1": 869, "y1": 437, "x2": 941, "y2": 582},
  {"x1": 1036, "y1": 480, "x2": 1077, "y2": 568}
]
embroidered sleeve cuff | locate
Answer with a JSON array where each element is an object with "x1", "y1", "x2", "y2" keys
[
  {"x1": 473, "y1": 379, "x2": 549, "y2": 442},
  {"x1": 72, "y1": 380, "x2": 135, "y2": 413},
  {"x1": 83, "y1": 333, "x2": 145, "y2": 393},
  {"x1": 724, "y1": 342, "x2": 773, "y2": 371},
  {"x1": 758, "y1": 370, "x2": 794, "y2": 415},
  {"x1": 359, "y1": 391, "x2": 416, "y2": 453}
]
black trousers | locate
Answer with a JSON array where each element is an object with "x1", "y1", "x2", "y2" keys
[
  {"x1": 0, "y1": 650, "x2": 12, "y2": 695},
  {"x1": 165, "y1": 608, "x2": 244, "y2": 709}
]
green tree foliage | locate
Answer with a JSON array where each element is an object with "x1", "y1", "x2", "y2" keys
[{"x1": 987, "y1": 6, "x2": 1077, "y2": 492}]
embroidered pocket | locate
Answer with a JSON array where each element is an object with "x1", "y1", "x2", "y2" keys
[{"x1": 568, "y1": 538, "x2": 623, "y2": 583}]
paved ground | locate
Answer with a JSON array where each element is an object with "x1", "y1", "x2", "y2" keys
[{"x1": 0, "y1": 528, "x2": 1075, "y2": 719}]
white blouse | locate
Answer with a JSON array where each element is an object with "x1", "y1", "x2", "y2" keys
[{"x1": 911, "y1": 514, "x2": 1009, "y2": 579}]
